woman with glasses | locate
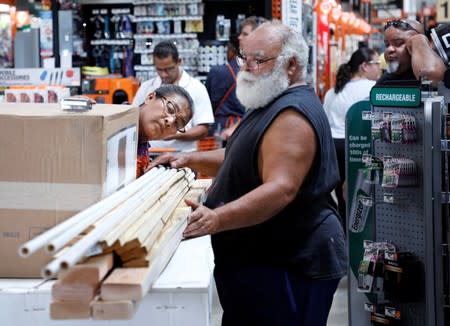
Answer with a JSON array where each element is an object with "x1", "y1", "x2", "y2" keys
[
  {"x1": 137, "y1": 84, "x2": 193, "y2": 178},
  {"x1": 323, "y1": 47, "x2": 382, "y2": 230},
  {"x1": 132, "y1": 41, "x2": 214, "y2": 153},
  {"x1": 378, "y1": 19, "x2": 445, "y2": 85}
]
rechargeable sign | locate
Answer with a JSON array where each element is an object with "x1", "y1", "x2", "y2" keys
[{"x1": 370, "y1": 86, "x2": 421, "y2": 107}]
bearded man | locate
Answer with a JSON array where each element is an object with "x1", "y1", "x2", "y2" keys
[
  {"x1": 378, "y1": 19, "x2": 445, "y2": 85},
  {"x1": 150, "y1": 21, "x2": 347, "y2": 326}
]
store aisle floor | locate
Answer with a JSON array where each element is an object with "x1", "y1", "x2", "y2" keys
[
  {"x1": 327, "y1": 276, "x2": 349, "y2": 326},
  {"x1": 211, "y1": 276, "x2": 349, "y2": 325}
]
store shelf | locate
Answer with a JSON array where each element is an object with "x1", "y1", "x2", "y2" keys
[
  {"x1": 90, "y1": 39, "x2": 133, "y2": 45},
  {"x1": 134, "y1": 64, "x2": 197, "y2": 71},
  {"x1": 133, "y1": 15, "x2": 202, "y2": 22},
  {"x1": 134, "y1": 48, "x2": 197, "y2": 54},
  {"x1": 134, "y1": 33, "x2": 198, "y2": 39},
  {"x1": 133, "y1": 0, "x2": 201, "y2": 4},
  {"x1": 80, "y1": 0, "x2": 133, "y2": 4}
]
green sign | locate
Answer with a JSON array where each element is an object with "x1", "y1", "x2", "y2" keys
[
  {"x1": 370, "y1": 86, "x2": 421, "y2": 107},
  {"x1": 346, "y1": 100, "x2": 374, "y2": 278}
]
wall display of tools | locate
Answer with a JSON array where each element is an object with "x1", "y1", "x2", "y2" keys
[
  {"x1": 0, "y1": 11, "x2": 13, "y2": 68},
  {"x1": 132, "y1": 0, "x2": 204, "y2": 81},
  {"x1": 345, "y1": 87, "x2": 449, "y2": 325},
  {"x1": 83, "y1": 4, "x2": 135, "y2": 77}
]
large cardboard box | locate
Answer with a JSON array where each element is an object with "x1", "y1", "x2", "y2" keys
[{"x1": 0, "y1": 103, "x2": 138, "y2": 277}]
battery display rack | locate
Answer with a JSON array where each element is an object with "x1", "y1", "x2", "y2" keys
[{"x1": 345, "y1": 86, "x2": 449, "y2": 326}]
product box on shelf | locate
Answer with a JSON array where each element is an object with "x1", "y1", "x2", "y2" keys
[{"x1": 0, "y1": 103, "x2": 138, "y2": 277}]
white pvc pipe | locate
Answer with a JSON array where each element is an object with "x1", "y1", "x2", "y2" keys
[
  {"x1": 101, "y1": 170, "x2": 186, "y2": 247},
  {"x1": 124, "y1": 169, "x2": 193, "y2": 243},
  {"x1": 41, "y1": 255, "x2": 64, "y2": 279},
  {"x1": 45, "y1": 167, "x2": 170, "y2": 255},
  {"x1": 19, "y1": 166, "x2": 163, "y2": 258},
  {"x1": 124, "y1": 175, "x2": 192, "y2": 246},
  {"x1": 41, "y1": 168, "x2": 178, "y2": 279},
  {"x1": 53, "y1": 169, "x2": 190, "y2": 276}
]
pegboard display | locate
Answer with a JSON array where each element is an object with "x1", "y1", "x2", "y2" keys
[
  {"x1": 372, "y1": 106, "x2": 427, "y2": 326},
  {"x1": 373, "y1": 107, "x2": 426, "y2": 261},
  {"x1": 346, "y1": 95, "x2": 448, "y2": 326}
]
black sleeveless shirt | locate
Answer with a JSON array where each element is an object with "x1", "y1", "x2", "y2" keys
[{"x1": 205, "y1": 85, "x2": 347, "y2": 279}]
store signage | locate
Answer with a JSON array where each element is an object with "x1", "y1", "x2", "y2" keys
[
  {"x1": 371, "y1": 0, "x2": 401, "y2": 10},
  {"x1": 0, "y1": 68, "x2": 81, "y2": 87},
  {"x1": 281, "y1": 0, "x2": 303, "y2": 32},
  {"x1": 370, "y1": 86, "x2": 421, "y2": 107}
]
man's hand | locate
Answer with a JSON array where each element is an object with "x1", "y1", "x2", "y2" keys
[
  {"x1": 183, "y1": 199, "x2": 220, "y2": 239},
  {"x1": 405, "y1": 33, "x2": 429, "y2": 55},
  {"x1": 406, "y1": 33, "x2": 446, "y2": 83}
]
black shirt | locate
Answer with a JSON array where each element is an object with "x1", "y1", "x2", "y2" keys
[
  {"x1": 376, "y1": 68, "x2": 419, "y2": 86},
  {"x1": 205, "y1": 86, "x2": 348, "y2": 280}
]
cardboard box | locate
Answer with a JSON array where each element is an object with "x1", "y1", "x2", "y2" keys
[
  {"x1": 0, "y1": 236, "x2": 214, "y2": 325},
  {"x1": 0, "y1": 103, "x2": 138, "y2": 277}
]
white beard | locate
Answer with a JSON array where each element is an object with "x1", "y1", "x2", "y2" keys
[
  {"x1": 386, "y1": 61, "x2": 400, "y2": 74},
  {"x1": 236, "y1": 61, "x2": 289, "y2": 110}
]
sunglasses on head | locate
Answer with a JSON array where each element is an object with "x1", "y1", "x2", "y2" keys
[{"x1": 384, "y1": 20, "x2": 421, "y2": 34}]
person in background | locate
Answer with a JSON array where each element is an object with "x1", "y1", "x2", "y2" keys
[
  {"x1": 137, "y1": 84, "x2": 193, "y2": 178},
  {"x1": 205, "y1": 34, "x2": 244, "y2": 143},
  {"x1": 378, "y1": 19, "x2": 445, "y2": 85},
  {"x1": 132, "y1": 40, "x2": 214, "y2": 152},
  {"x1": 218, "y1": 15, "x2": 268, "y2": 142},
  {"x1": 150, "y1": 21, "x2": 347, "y2": 326},
  {"x1": 238, "y1": 15, "x2": 266, "y2": 45},
  {"x1": 323, "y1": 47, "x2": 382, "y2": 230}
]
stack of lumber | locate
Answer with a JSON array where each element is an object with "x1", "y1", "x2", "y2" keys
[{"x1": 19, "y1": 166, "x2": 213, "y2": 320}]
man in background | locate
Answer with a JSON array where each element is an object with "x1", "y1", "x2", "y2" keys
[
  {"x1": 132, "y1": 41, "x2": 214, "y2": 152},
  {"x1": 205, "y1": 34, "x2": 244, "y2": 143},
  {"x1": 238, "y1": 16, "x2": 266, "y2": 46},
  {"x1": 214, "y1": 16, "x2": 268, "y2": 142}
]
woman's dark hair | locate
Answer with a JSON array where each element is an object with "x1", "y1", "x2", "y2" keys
[
  {"x1": 155, "y1": 84, "x2": 194, "y2": 119},
  {"x1": 334, "y1": 47, "x2": 377, "y2": 94}
]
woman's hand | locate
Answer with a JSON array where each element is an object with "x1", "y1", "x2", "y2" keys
[{"x1": 148, "y1": 153, "x2": 190, "y2": 170}]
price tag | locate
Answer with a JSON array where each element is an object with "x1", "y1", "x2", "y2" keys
[{"x1": 437, "y1": 0, "x2": 450, "y2": 23}]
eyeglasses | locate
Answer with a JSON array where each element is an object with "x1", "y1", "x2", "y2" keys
[
  {"x1": 160, "y1": 96, "x2": 186, "y2": 133},
  {"x1": 368, "y1": 60, "x2": 381, "y2": 65},
  {"x1": 384, "y1": 20, "x2": 421, "y2": 34},
  {"x1": 236, "y1": 53, "x2": 277, "y2": 70}
]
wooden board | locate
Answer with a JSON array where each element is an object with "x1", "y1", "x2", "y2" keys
[
  {"x1": 52, "y1": 281, "x2": 98, "y2": 302},
  {"x1": 91, "y1": 298, "x2": 138, "y2": 320},
  {"x1": 100, "y1": 267, "x2": 150, "y2": 301},
  {"x1": 57, "y1": 253, "x2": 113, "y2": 285},
  {"x1": 50, "y1": 301, "x2": 91, "y2": 320},
  {"x1": 101, "y1": 214, "x2": 187, "y2": 300}
]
